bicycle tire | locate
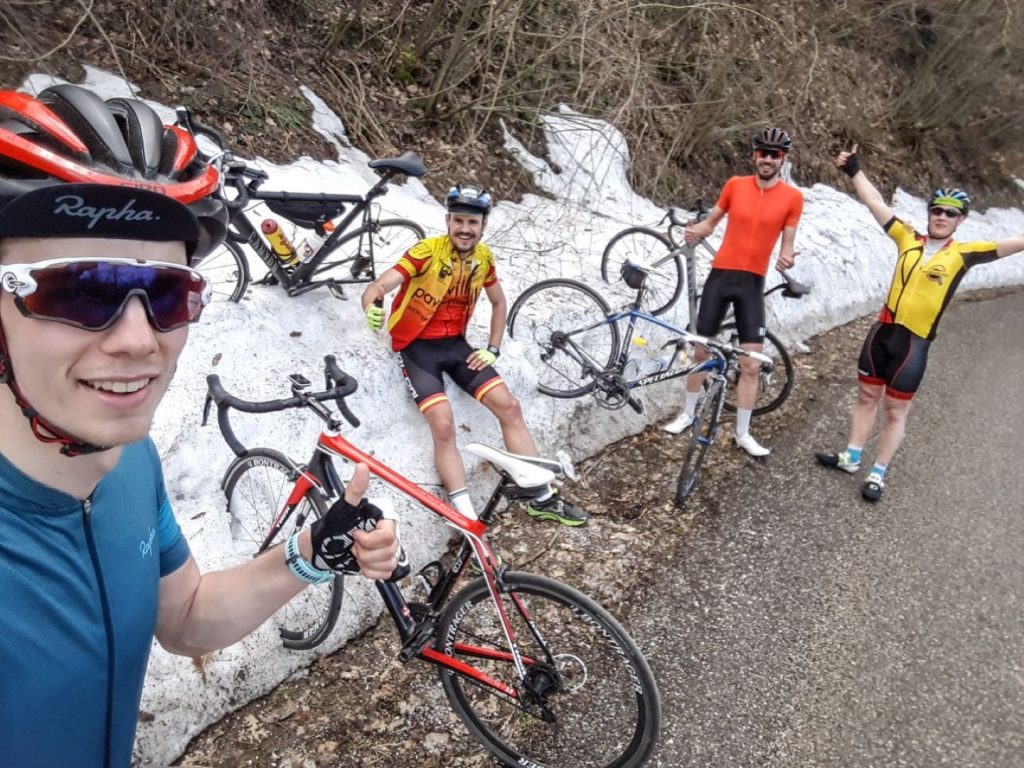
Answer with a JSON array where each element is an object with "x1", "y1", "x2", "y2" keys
[
  {"x1": 436, "y1": 571, "x2": 661, "y2": 768},
  {"x1": 221, "y1": 448, "x2": 342, "y2": 650},
  {"x1": 721, "y1": 328, "x2": 794, "y2": 416},
  {"x1": 601, "y1": 226, "x2": 683, "y2": 316},
  {"x1": 676, "y1": 377, "x2": 724, "y2": 503},
  {"x1": 507, "y1": 278, "x2": 620, "y2": 398},
  {"x1": 313, "y1": 218, "x2": 425, "y2": 282},
  {"x1": 196, "y1": 239, "x2": 250, "y2": 302}
]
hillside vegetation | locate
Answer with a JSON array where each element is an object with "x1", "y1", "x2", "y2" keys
[{"x1": 1, "y1": 0, "x2": 1022, "y2": 208}]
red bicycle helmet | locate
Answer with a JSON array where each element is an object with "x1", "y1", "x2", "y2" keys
[{"x1": 0, "y1": 83, "x2": 226, "y2": 261}]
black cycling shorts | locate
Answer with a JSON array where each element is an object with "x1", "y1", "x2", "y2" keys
[
  {"x1": 399, "y1": 336, "x2": 504, "y2": 413},
  {"x1": 857, "y1": 322, "x2": 931, "y2": 400},
  {"x1": 695, "y1": 268, "x2": 766, "y2": 343}
]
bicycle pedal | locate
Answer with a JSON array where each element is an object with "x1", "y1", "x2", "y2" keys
[{"x1": 327, "y1": 281, "x2": 348, "y2": 300}]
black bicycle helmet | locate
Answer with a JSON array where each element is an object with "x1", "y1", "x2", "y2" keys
[
  {"x1": 0, "y1": 83, "x2": 227, "y2": 261},
  {"x1": 446, "y1": 182, "x2": 492, "y2": 215},
  {"x1": 752, "y1": 127, "x2": 793, "y2": 153},
  {"x1": 929, "y1": 187, "x2": 970, "y2": 215}
]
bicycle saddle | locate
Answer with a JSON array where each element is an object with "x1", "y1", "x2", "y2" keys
[
  {"x1": 465, "y1": 443, "x2": 559, "y2": 491},
  {"x1": 782, "y1": 277, "x2": 811, "y2": 297},
  {"x1": 368, "y1": 151, "x2": 427, "y2": 178}
]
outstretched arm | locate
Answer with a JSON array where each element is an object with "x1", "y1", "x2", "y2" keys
[
  {"x1": 155, "y1": 464, "x2": 398, "y2": 657},
  {"x1": 685, "y1": 206, "x2": 725, "y2": 245},
  {"x1": 835, "y1": 144, "x2": 893, "y2": 227},
  {"x1": 996, "y1": 236, "x2": 1024, "y2": 259}
]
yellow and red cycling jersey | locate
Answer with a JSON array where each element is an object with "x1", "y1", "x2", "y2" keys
[
  {"x1": 387, "y1": 235, "x2": 498, "y2": 351},
  {"x1": 879, "y1": 217, "x2": 998, "y2": 340},
  {"x1": 712, "y1": 175, "x2": 804, "y2": 276}
]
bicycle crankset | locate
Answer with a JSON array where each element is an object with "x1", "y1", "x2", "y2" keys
[{"x1": 591, "y1": 372, "x2": 631, "y2": 410}]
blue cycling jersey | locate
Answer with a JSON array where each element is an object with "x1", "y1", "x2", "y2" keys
[{"x1": 0, "y1": 438, "x2": 191, "y2": 768}]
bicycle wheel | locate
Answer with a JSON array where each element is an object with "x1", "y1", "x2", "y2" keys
[
  {"x1": 721, "y1": 328, "x2": 794, "y2": 416},
  {"x1": 507, "y1": 278, "x2": 620, "y2": 398},
  {"x1": 222, "y1": 448, "x2": 341, "y2": 650},
  {"x1": 601, "y1": 226, "x2": 683, "y2": 316},
  {"x1": 196, "y1": 239, "x2": 250, "y2": 302},
  {"x1": 313, "y1": 218, "x2": 425, "y2": 281},
  {"x1": 676, "y1": 377, "x2": 724, "y2": 503},
  {"x1": 436, "y1": 571, "x2": 660, "y2": 768}
]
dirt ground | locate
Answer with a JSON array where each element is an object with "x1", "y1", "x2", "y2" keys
[{"x1": 174, "y1": 293, "x2": 1003, "y2": 767}]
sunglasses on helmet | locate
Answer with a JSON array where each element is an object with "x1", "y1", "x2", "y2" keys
[
  {"x1": 928, "y1": 206, "x2": 962, "y2": 219},
  {"x1": 0, "y1": 257, "x2": 211, "y2": 332}
]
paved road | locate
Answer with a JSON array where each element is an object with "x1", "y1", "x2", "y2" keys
[{"x1": 632, "y1": 292, "x2": 1024, "y2": 768}]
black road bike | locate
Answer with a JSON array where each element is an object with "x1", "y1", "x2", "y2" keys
[{"x1": 177, "y1": 108, "x2": 426, "y2": 302}]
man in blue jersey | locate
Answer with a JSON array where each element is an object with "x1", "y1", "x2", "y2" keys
[{"x1": 0, "y1": 85, "x2": 399, "y2": 767}]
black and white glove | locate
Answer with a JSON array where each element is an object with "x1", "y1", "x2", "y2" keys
[{"x1": 310, "y1": 497, "x2": 410, "y2": 582}]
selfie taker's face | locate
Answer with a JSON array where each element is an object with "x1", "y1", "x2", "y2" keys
[{"x1": 0, "y1": 237, "x2": 190, "y2": 448}]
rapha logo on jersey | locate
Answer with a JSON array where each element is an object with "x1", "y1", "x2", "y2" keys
[
  {"x1": 139, "y1": 527, "x2": 156, "y2": 558},
  {"x1": 53, "y1": 194, "x2": 161, "y2": 230}
]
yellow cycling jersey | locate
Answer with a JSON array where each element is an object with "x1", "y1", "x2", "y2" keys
[
  {"x1": 387, "y1": 235, "x2": 497, "y2": 351},
  {"x1": 879, "y1": 217, "x2": 998, "y2": 340}
]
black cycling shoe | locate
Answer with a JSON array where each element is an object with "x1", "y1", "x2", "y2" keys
[
  {"x1": 526, "y1": 492, "x2": 588, "y2": 526},
  {"x1": 861, "y1": 473, "x2": 885, "y2": 502},
  {"x1": 815, "y1": 451, "x2": 861, "y2": 474}
]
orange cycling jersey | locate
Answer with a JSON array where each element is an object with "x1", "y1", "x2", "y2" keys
[
  {"x1": 387, "y1": 235, "x2": 498, "y2": 351},
  {"x1": 711, "y1": 175, "x2": 804, "y2": 276}
]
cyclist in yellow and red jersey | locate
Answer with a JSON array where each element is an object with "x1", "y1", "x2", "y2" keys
[
  {"x1": 361, "y1": 183, "x2": 587, "y2": 526},
  {"x1": 815, "y1": 144, "x2": 1024, "y2": 502},
  {"x1": 663, "y1": 128, "x2": 805, "y2": 457}
]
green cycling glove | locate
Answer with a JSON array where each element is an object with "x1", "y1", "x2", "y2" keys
[
  {"x1": 475, "y1": 345, "x2": 500, "y2": 366},
  {"x1": 365, "y1": 301, "x2": 383, "y2": 331}
]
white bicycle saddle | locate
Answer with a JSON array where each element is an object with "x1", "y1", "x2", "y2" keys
[{"x1": 465, "y1": 443, "x2": 560, "y2": 489}]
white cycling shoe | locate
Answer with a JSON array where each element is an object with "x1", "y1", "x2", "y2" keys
[
  {"x1": 735, "y1": 432, "x2": 770, "y2": 457},
  {"x1": 662, "y1": 412, "x2": 694, "y2": 434}
]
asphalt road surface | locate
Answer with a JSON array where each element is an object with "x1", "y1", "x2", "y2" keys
[{"x1": 635, "y1": 291, "x2": 1024, "y2": 768}]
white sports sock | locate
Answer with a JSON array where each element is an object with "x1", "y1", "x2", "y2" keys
[
  {"x1": 449, "y1": 488, "x2": 478, "y2": 519},
  {"x1": 684, "y1": 390, "x2": 701, "y2": 418},
  {"x1": 735, "y1": 408, "x2": 752, "y2": 438}
]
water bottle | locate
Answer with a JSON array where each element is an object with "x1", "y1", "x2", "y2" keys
[
  {"x1": 261, "y1": 219, "x2": 300, "y2": 268},
  {"x1": 623, "y1": 335, "x2": 649, "y2": 381},
  {"x1": 297, "y1": 220, "x2": 336, "y2": 264}
]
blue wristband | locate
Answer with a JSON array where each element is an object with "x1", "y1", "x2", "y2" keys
[{"x1": 285, "y1": 532, "x2": 336, "y2": 585}]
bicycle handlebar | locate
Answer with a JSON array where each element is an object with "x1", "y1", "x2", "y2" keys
[{"x1": 202, "y1": 356, "x2": 361, "y2": 456}]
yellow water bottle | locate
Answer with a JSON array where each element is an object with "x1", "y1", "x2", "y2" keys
[{"x1": 261, "y1": 219, "x2": 300, "y2": 268}]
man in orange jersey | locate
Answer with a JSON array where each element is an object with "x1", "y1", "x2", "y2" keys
[
  {"x1": 663, "y1": 128, "x2": 804, "y2": 457},
  {"x1": 362, "y1": 183, "x2": 587, "y2": 525}
]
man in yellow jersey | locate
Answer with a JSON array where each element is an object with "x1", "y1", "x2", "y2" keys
[
  {"x1": 663, "y1": 128, "x2": 804, "y2": 457},
  {"x1": 361, "y1": 183, "x2": 587, "y2": 525},
  {"x1": 815, "y1": 145, "x2": 1024, "y2": 501}
]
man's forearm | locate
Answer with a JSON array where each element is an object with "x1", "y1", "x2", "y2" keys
[{"x1": 157, "y1": 542, "x2": 309, "y2": 657}]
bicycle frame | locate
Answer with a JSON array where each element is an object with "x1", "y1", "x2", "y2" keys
[
  {"x1": 223, "y1": 178, "x2": 385, "y2": 296},
  {"x1": 206, "y1": 367, "x2": 554, "y2": 704}
]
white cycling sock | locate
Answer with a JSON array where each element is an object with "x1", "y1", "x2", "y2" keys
[
  {"x1": 684, "y1": 390, "x2": 701, "y2": 418},
  {"x1": 449, "y1": 488, "x2": 477, "y2": 519},
  {"x1": 534, "y1": 484, "x2": 554, "y2": 503},
  {"x1": 735, "y1": 408, "x2": 752, "y2": 438}
]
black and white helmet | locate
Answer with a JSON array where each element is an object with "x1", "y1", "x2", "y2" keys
[{"x1": 752, "y1": 127, "x2": 793, "y2": 153}]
